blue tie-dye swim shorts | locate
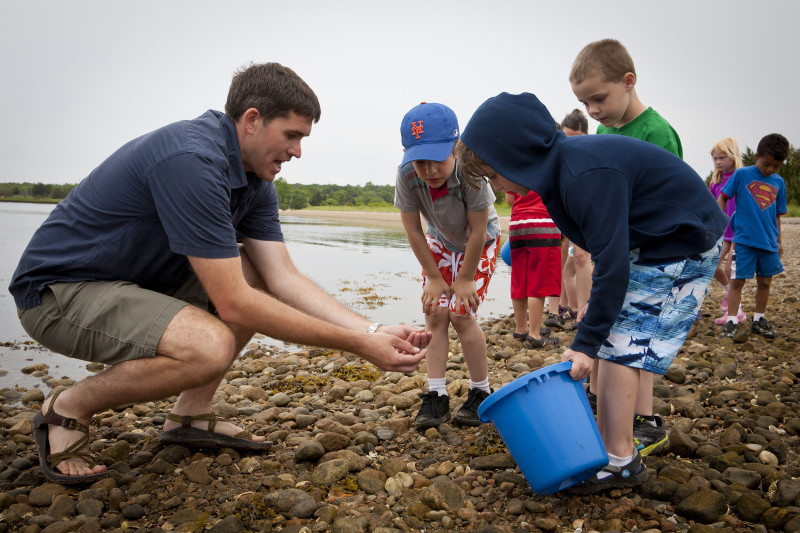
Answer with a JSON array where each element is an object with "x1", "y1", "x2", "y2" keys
[{"x1": 596, "y1": 238, "x2": 722, "y2": 375}]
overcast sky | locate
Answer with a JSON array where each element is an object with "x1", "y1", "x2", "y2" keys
[{"x1": 2, "y1": 0, "x2": 798, "y2": 187}]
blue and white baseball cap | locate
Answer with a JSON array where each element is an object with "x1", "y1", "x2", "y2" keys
[{"x1": 400, "y1": 102, "x2": 459, "y2": 165}]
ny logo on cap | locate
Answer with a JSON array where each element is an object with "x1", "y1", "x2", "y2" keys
[{"x1": 411, "y1": 121, "x2": 424, "y2": 139}]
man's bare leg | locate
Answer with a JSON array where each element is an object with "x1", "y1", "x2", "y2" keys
[
  {"x1": 164, "y1": 320, "x2": 261, "y2": 438},
  {"x1": 42, "y1": 304, "x2": 239, "y2": 477},
  {"x1": 44, "y1": 246, "x2": 267, "y2": 477}
]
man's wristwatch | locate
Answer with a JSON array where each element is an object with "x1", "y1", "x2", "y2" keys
[{"x1": 367, "y1": 322, "x2": 383, "y2": 334}]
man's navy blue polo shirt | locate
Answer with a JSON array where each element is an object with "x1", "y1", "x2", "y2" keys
[{"x1": 10, "y1": 110, "x2": 283, "y2": 309}]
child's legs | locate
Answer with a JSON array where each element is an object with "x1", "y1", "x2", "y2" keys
[
  {"x1": 511, "y1": 296, "x2": 545, "y2": 337},
  {"x1": 450, "y1": 311, "x2": 487, "y2": 382},
  {"x1": 573, "y1": 245, "x2": 593, "y2": 312},
  {"x1": 714, "y1": 240, "x2": 733, "y2": 286},
  {"x1": 754, "y1": 276, "x2": 773, "y2": 314},
  {"x1": 444, "y1": 237, "x2": 498, "y2": 381},
  {"x1": 511, "y1": 298, "x2": 529, "y2": 334},
  {"x1": 727, "y1": 243, "x2": 760, "y2": 318},
  {"x1": 528, "y1": 297, "x2": 546, "y2": 338},
  {"x1": 635, "y1": 370, "x2": 654, "y2": 416},
  {"x1": 596, "y1": 359, "x2": 638, "y2": 457},
  {"x1": 727, "y1": 279, "x2": 746, "y2": 319},
  {"x1": 562, "y1": 256, "x2": 577, "y2": 310},
  {"x1": 424, "y1": 311, "x2": 451, "y2": 379},
  {"x1": 752, "y1": 247, "x2": 783, "y2": 314},
  {"x1": 598, "y1": 241, "x2": 719, "y2": 410},
  {"x1": 726, "y1": 242, "x2": 735, "y2": 280},
  {"x1": 510, "y1": 246, "x2": 530, "y2": 333}
]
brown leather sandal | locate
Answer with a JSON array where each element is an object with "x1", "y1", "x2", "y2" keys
[
  {"x1": 32, "y1": 389, "x2": 108, "y2": 485},
  {"x1": 158, "y1": 413, "x2": 272, "y2": 451}
]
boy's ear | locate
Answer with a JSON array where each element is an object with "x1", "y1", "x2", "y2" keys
[{"x1": 623, "y1": 72, "x2": 636, "y2": 91}]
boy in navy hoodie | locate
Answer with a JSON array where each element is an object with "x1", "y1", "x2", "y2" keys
[{"x1": 455, "y1": 92, "x2": 728, "y2": 493}]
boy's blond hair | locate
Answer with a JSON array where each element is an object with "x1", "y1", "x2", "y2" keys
[
  {"x1": 569, "y1": 38, "x2": 636, "y2": 84},
  {"x1": 455, "y1": 140, "x2": 489, "y2": 191},
  {"x1": 710, "y1": 137, "x2": 743, "y2": 185}
]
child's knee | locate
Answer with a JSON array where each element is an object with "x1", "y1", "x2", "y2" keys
[
  {"x1": 730, "y1": 278, "x2": 747, "y2": 291},
  {"x1": 449, "y1": 311, "x2": 477, "y2": 331}
]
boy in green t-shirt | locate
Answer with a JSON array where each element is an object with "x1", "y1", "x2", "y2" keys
[
  {"x1": 569, "y1": 38, "x2": 682, "y2": 458},
  {"x1": 570, "y1": 38, "x2": 682, "y2": 158}
]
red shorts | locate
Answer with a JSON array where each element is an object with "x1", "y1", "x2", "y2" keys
[
  {"x1": 508, "y1": 218, "x2": 561, "y2": 299},
  {"x1": 422, "y1": 234, "x2": 499, "y2": 316}
]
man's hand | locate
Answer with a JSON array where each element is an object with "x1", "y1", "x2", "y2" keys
[
  {"x1": 378, "y1": 324, "x2": 432, "y2": 349},
  {"x1": 451, "y1": 277, "x2": 479, "y2": 315},
  {"x1": 360, "y1": 333, "x2": 427, "y2": 373},
  {"x1": 422, "y1": 277, "x2": 449, "y2": 316},
  {"x1": 561, "y1": 348, "x2": 593, "y2": 381}
]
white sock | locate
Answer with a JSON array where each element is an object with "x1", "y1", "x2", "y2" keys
[
  {"x1": 727, "y1": 315, "x2": 738, "y2": 325},
  {"x1": 597, "y1": 452, "x2": 636, "y2": 479},
  {"x1": 754, "y1": 313, "x2": 765, "y2": 322},
  {"x1": 470, "y1": 378, "x2": 491, "y2": 394},
  {"x1": 428, "y1": 378, "x2": 448, "y2": 396}
]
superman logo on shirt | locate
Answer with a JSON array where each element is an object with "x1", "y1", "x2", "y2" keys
[{"x1": 746, "y1": 181, "x2": 778, "y2": 211}]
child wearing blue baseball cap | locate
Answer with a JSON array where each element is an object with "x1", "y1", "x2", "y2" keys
[
  {"x1": 455, "y1": 92, "x2": 728, "y2": 493},
  {"x1": 394, "y1": 102, "x2": 501, "y2": 429}
]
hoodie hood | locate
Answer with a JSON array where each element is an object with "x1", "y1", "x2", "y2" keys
[{"x1": 461, "y1": 92, "x2": 565, "y2": 200}]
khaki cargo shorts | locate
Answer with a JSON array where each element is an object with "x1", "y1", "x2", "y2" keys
[{"x1": 18, "y1": 277, "x2": 211, "y2": 365}]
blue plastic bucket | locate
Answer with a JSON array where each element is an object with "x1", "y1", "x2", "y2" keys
[
  {"x1": 500, "y1": 239, "x2": 511, "y2": 266},
  {"x1": 477, "y1": 362, "x2": 608, "y2": 494}
]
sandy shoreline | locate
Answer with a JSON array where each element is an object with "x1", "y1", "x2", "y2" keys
[
  {"x1": 283, "y1": 209, "x2": 800, "y2": 234},
  {"x1": 281, "y1": 209, "x2": 512, "y2": 232}
]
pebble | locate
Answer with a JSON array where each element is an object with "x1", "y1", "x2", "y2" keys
[{"x1": 2, "y1": 222, "x2": 800, "y2": 532}]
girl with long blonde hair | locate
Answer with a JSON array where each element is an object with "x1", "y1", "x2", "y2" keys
[{"x1": 708, "y1": 137, "x2": 744, "y2": 324}]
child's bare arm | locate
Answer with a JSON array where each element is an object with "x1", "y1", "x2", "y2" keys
[
  {"x1": 400, "y1": 210, "x2": 450, "y2": 315},
  {"x1": 451, "y1": 207, "x2": 490, "y2": 314},
  {"x1": 778, "y1": 215, "x2": 783, "y2": 257},
  {"x1": 717, "y1": 194, "x2": 728, "y2": 212}
]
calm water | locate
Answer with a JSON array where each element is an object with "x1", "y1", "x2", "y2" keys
[{"x1": 0, "y1": 205, "x2": 512, "y2": 389}]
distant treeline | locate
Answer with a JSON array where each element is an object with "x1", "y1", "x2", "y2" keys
[
  {"x1": 273, "y1": 178, "x2": 396, "y2": 209},
  {"x1": 3, "y1": 142, "x2": 797, "y2": 208},
  {"x1": 0, "y1": 182, "x2": 77, "y2": 200}
]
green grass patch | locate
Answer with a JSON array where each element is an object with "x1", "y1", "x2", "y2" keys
[
  {"x1": 0, "y1": 196, "x2": 60, "y2": 204},
  {"x1": 302, "y1": 205, "x2": 399, "y2": 213},
  {"x1": 786, "y1": 204, "x2": 800, "y2": 217}
]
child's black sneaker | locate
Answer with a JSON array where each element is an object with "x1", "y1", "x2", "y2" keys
[
  {"x1": 633, "y1": 414, "x2": 668, "y2": 456},
  {"x1": 523, "y1": 334, "x2": 560, "y2": 349},
  {"x1": 513, "y1": 327, "x2": 551, "y2": 342},
  {"x1": 719, "y1": 320, "x2": 738, "y2": 338},
  {"x1": 751, "y1": 317, "x2": 777, "y2": 339},
  {"x1": 568, "y1": 449, "x2": 648, "y2": 495},
  {"x1": 512, "y1": 331, "x2": 527, "y2": 342},
  {"x1": 543, "y1": 312, "x2": 564, "y2": 330},
  {"x1": 415, "y1": 391, "x2": 450, "y2": 430},
  {"x1": 453, "y1": 387, "x2": 492, "y2": 426}
]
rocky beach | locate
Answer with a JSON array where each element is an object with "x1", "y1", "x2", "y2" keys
[{"x1": 2, "y1": 216, "x2": 800, "y2": 533}]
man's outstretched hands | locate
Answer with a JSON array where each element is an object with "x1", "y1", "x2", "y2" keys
[
  {"x1": 360, "y1": 332, "x2": 427, "y2": 373},
  {"x1": 378, "y1": 324, "x2": 432, "y2": 350},
  {"x1": 561, "y1": 348, "x2": 593, "y2": 381}
]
